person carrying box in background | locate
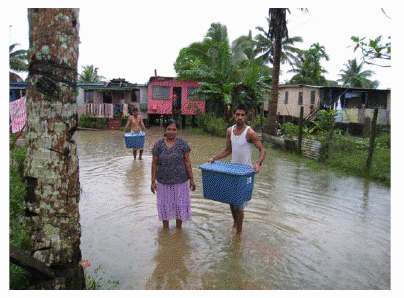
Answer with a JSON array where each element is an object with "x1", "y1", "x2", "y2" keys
[
  {"x1": 207, "y1": 104, "x2": 266, "y2": 234},
  {"x1": 124, "y1": 106, "x2": 146, "y2": 160}
]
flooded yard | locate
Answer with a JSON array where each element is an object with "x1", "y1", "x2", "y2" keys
[{"x1": 75, "y1": 127, "x2": 390, "y2": 289}]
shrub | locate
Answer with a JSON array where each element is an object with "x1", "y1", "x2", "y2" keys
[
  {"x1": 78, "y1": 114, "x2": 108, "y2": 129},
  {"x1": 9, "y1": 137, "x2": 33, "y2": 289},
  {"x1": 196, "y1": 113, "x2": 228, "y2": 138},
  {"x1": 376, "y1": 133, "x2": 390, "y2": 149},
  {"x1": 282, "y1": 122, "x2": 299, "y2": 136}
]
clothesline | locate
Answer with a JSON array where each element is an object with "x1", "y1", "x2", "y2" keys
[{"x1": 9, "y1": 96, "x2": 27, "y2": 133}]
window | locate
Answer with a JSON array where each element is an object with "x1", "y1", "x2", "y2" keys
[
  {"x1": 310, "y1": 91, "x2": 315, "y2": 105},
  {"x1": 188, "y1": 87, "x2": 202, "y2": 100},
  {"x1": 84, "y1": 90, "x2": 94, "y2": 103},
  {"x1": 284, "y1": 91, "x2": 289, "y2": 104},
  {"x1": 298, "y1": 92, "x2": 303, "y2": 105},
  {"x1": 152, "y1": 86, "x2": 170, "y2": 100}
]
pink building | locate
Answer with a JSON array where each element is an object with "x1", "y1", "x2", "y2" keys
[{"x1": 147, "y1": 76, "x2": 205, "y2": 125}]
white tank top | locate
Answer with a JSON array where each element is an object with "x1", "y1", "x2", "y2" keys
[{"x1": 231, "y1": 125, "x2": 252, "y2": 166}]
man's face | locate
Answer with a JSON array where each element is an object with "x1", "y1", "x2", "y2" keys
[{"x1": 234, "y1": 109, "x2": 247, "y2": 124}]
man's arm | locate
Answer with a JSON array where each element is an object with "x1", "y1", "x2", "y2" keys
[
  {"x1": 208, "y1": 127, "x2": 232, "y2": 163},
  {"x1": 140, "y1": 117, "x2": 146, "y2": 131},
  {"x1": 248, "y1": 130, "x2": 266, "y2": 173}
]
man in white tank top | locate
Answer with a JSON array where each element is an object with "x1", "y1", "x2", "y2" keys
[{"x1": 208, "y1": 104, "x2": 266, "y2": 234}]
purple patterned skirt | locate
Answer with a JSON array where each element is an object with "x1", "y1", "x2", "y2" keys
[{"x1": 156, "y1": 181, "x2": 191, "y2": 222}]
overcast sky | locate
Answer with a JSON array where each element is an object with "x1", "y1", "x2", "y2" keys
[{"x1": 7, "y1": 2, "x2": 392, "y2": 88}]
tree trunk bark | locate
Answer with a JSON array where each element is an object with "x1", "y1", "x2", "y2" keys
[
  {"x1": 24, "y1": 8, "x2": 85, "y2": 290},
  {"x1": 264, "y1": 28, "x2": 282, "y2": 136}
]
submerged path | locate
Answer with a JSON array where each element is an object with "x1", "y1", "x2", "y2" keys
[{"x1": 75, "y1": 128, "x2": 390, "y2": 289}]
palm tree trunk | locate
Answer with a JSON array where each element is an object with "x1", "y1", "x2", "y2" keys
[
  {"x1": 265, "y1": 28, "x2": 282, "y2": 136},
  {"x1": 24, "y1": 8, "x2": 85, "y2": 289}
]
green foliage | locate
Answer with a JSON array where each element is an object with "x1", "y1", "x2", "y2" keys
[
  {"x1": 323, "y1": 134, "x2": 390, "y2": 184},
  {"x1": 120, "y1": 115, "x2": 129, "y2": 131},
  {"x1": 376, "y1": 131, "x2": 390, "y2": 149},
  {"x1": 78, "y1": 65, "x2": 105, "y2": 83},
  {"x1": 309, "y1": 109, "x2": 337, "y2": 134},
  {"x1": 174, "y1": 22, "x2": 273, "y2": 116},
  {"x1": 79, "y1": 114, "x2": 108, "y2": 129},
  {"x1": 9, "y1": 137, "x2": 34, "y2": 289},
  {"x1": 9, "y1": 139, "x2": 31, "y2": 249},
  {"x1": 10, "y1": 43, "x2": 29, "y2": 73},
  {"x1": 10, "y1": 264, "x2": 31, "y2": 290},
  {"x1": 196, "y1": 113, "x2": 229, "y2": 138},
  {"x1": 251, "y1": 114, "x2": 264, "y2": 130},
  {"x1": 338, "y1": 58, "x2": 378, "y2": 88},
  {"x1": 288, "y1": 43, "x2": 330, "y2": 86},
  {"x1": 85, "y1": 266, "x2": 120, "y2": 290},
  {"x1": 351, "y1": 35, "x2": 391, "y2": 68},
  {"x1": 282, "y1": 122, "x2": 299, "y2": 136}
]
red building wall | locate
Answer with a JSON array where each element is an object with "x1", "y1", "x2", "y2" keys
[{"x1": 147, "y1": 77, "x2": 205, "y2": 115}]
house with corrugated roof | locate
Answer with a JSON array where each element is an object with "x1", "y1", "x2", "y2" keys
[{"x1": 263, "y1": 84, "x2": 390, "y2": 127}]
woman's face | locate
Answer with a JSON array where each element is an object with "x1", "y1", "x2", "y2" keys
[{"x1": 165, "y1": 123, "x2": 177, "y2": 139}]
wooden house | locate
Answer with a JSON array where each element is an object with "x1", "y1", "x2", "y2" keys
[
  {"x1": 147, "y1": 76, "x2": 205, "y2": 125},
  {"x1": 9, "y1": 82, "x2": 27, "y2": 102},
  {"x1": 264, "y1": 84, "x2": 390, "y2": 126},
  {"x1": 76, "y1": 79, "x2": 148, "y2": 129}
]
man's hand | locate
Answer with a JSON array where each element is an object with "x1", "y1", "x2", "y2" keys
[
  {"x1": 151, "y1": 181, "x2": 157, "y2": 194},
  {"x1": 252, "y1": 163, "x2": 261, "y2": 173}
]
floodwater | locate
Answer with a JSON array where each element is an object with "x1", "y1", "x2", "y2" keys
[{"x1": 75, "y1": 127, "x2": 390, "y2": 290}]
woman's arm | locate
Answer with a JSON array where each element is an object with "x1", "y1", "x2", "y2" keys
[
  {"x1": 184, "y1": 152, "x2": 196, "y2": 191},
  {"x1": 151, "y1": 156, "x2": 158, "y2": 193}
]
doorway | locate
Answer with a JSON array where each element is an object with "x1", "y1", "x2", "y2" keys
[{"x1": 173, "y1": 87, "x2": 182, "y2": 113}]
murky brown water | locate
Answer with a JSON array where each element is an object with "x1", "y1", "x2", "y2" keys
[{"x1": 75, "y1": 127, "x2": 390, "y2": 289}]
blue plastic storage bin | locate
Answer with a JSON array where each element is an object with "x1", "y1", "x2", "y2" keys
[
  {"x1": 124, "y1": 132, "x2": 145, "y2": 148},
  {"x1": 199, "y1": 162, "x2": 255, "y2": 206}
]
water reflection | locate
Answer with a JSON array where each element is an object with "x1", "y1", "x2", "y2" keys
[{"x1": 146, "y1": 229, "x2": 191, "y2": 290}]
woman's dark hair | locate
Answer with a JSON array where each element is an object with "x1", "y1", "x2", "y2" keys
[
  {"x1": 164, "y1": 119, "x2": 177, "y2": 130},
  {"x1": 163, "y1": 119, "x2": 177, "y2": 137}
]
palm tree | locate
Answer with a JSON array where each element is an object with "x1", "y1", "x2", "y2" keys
[
  {"x1": 255, "y1": 23, "x2": 303, "y2": 67},
  {"x1": 175, "y1": 23, "x2": 238, "y2": 120},
  {"x1": 338, "y1": 59, "x2": 379, "y2": 88},
  {"x1": 231, "y1": 32, "x2": 272, "y2": 108},
  {"x1": 24, "y1": 8, "x2": 85, "y2": 289},
  {"x1": 78, "y1": 65, "x2": 105, "y2": 83},
  {"x1": 264, "y1": 8, "x2": 290, "y2": 135},
  {"x1": 175, "y1": 24, "x2": 272, "y2": 120},
  {"x1": 288, "y1": 42, "x2": 329, "y2": 86},
  {"x1": 9, "y1": 43, "x2": 28, "y2": 82}
]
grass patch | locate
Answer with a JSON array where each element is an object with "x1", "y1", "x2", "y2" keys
[{"x1": 264, "y1": 135, "x2": 390, "y2": 187}]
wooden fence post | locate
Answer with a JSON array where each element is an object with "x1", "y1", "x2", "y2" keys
[
  {"x1": 365, "y1": 108, "x2": 379, "y2": 174},
  {"x1": 298, "y1": 106, "x2": 304, "y2": 155}
]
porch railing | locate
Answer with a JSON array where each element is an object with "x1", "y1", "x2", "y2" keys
[{"x1": 86, "y1": 103, "x2": 114, "y2": 118}]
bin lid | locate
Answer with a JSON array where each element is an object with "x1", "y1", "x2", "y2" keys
[
  {"x1": 125, "y1": 132, "x2": 145, "y2": 137},
  {"x1": 199, "y1": 162, "x2": 254, "y2": 176}
]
